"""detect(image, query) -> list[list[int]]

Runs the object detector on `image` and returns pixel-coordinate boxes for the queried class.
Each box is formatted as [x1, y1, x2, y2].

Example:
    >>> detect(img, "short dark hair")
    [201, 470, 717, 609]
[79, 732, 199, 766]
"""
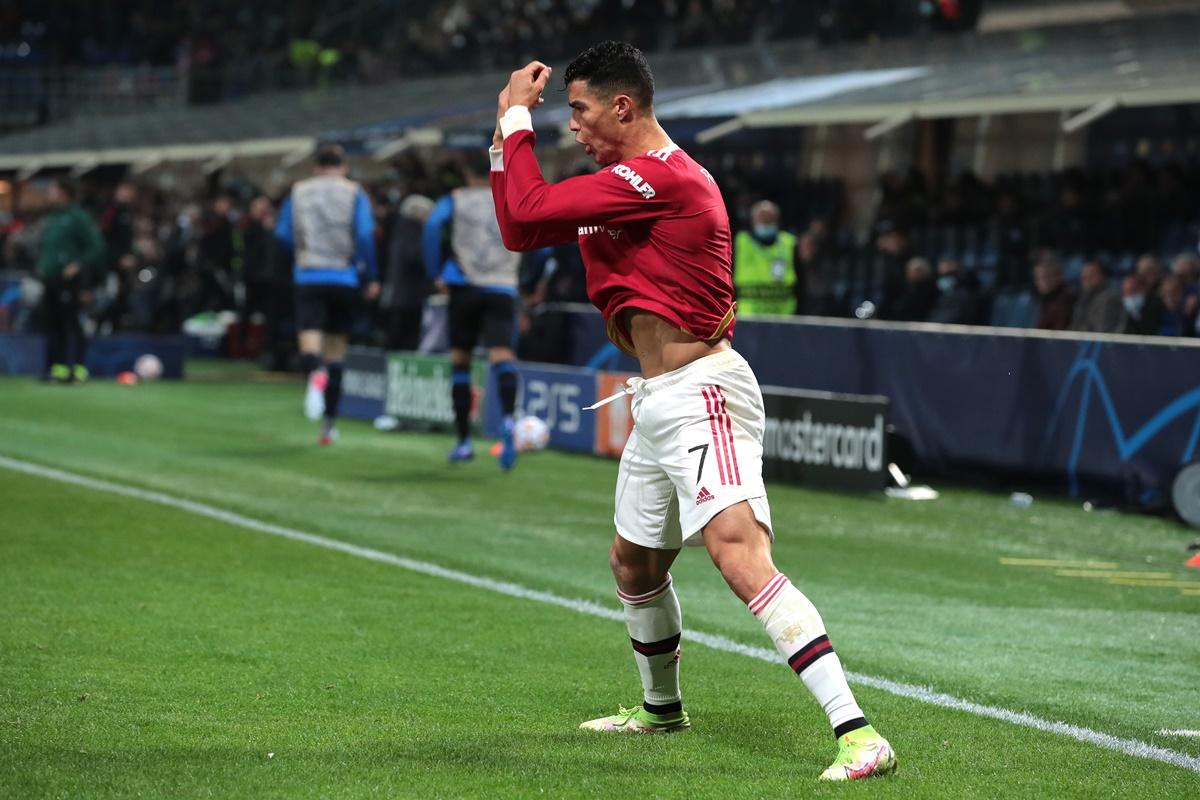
[563, 40, 654, 109]
[315, 144, 346, 168]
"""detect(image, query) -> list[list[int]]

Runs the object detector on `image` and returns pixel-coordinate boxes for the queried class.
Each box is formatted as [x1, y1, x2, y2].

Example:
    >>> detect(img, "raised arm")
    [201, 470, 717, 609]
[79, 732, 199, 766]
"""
[499, 109, 675, 228]
[490, 145, 578, 252]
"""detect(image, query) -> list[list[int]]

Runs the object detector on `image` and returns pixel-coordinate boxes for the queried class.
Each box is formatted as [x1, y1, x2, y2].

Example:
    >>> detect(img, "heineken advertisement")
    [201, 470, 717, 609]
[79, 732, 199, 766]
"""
[385, 352, 485, 427]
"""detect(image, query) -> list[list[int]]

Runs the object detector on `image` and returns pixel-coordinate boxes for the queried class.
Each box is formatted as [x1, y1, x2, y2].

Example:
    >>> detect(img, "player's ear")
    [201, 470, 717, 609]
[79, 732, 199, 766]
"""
[613, 93, 635, 123]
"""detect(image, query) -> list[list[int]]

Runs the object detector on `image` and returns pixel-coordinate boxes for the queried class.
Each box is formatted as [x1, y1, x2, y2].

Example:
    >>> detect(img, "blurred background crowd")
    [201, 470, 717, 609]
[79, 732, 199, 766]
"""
[0, 0, 1197, 371]
[3, 153, 1194, 364]
[0, 0, 975, 96]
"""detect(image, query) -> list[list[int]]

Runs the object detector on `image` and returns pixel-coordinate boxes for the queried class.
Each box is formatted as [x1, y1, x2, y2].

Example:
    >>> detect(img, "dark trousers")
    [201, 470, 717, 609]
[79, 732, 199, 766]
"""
[42, 278, 87, 373]
[385, 307, 423, 352]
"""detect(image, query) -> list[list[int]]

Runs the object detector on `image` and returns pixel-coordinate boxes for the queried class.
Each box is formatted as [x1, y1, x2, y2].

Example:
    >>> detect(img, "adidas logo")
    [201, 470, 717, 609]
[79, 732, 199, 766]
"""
[695, 486, 715, 505]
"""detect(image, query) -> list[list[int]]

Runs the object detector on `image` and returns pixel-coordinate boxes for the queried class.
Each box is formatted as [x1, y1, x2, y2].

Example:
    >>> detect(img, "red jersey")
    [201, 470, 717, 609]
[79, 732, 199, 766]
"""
[491, 128, 736, 355]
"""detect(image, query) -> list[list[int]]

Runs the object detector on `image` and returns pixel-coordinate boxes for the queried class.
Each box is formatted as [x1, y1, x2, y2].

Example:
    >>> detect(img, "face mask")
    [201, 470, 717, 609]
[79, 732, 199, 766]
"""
[1123, 295, 1145, 315]
[753, 224, 778, 241]
[937, 275, 956, 292]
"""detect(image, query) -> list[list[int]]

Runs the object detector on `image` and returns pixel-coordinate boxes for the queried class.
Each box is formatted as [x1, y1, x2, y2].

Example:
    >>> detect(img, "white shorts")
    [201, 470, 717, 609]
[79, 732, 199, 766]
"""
[614, 348, 773, 550]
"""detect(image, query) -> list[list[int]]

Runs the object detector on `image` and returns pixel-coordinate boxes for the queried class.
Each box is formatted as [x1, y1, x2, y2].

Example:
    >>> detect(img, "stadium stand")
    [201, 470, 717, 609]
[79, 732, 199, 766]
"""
[1, 2, 1198, 348]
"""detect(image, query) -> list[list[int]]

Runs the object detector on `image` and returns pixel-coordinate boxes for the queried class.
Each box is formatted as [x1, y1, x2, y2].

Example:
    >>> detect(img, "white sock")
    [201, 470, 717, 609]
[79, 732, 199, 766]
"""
[617, 574, 683, 715]
[749, 573, 867, 735]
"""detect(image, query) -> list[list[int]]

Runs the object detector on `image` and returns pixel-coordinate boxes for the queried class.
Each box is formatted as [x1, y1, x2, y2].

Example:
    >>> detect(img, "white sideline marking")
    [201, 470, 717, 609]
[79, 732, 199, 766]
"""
[1158, 730, 1200, 738]
[3, 453, 1199, 776]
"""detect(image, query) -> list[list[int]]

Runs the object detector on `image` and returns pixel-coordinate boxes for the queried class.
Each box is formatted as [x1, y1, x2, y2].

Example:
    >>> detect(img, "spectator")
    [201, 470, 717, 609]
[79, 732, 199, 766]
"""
[95, 182, 138, 333]
[382, 193, 434, 351]
[198, 194, 236, 311]
[1172, 252, 1199, 286]
[891, 257, 937, 322]
[1033, 257, 1075, 331]
[795, 231, 823, 315]
[928, 257, 980, 325]
[237, 195, 283, 361]
[100, 182, 138, 262]
[874, 220, 912, 317]
[732, 200, 798, 316]
[1069, 260, 1123, 334]
[1157, 274, 1194, 337]
[1121, 273, 1164, 336]
[126, 217, 166, 332]
[516, 244, 577, 364]
[164, 202, 204, 326]
[1171, 253, 1199, 321]
[1135, 253, 1164, 297]
[37, 177, 106, 382]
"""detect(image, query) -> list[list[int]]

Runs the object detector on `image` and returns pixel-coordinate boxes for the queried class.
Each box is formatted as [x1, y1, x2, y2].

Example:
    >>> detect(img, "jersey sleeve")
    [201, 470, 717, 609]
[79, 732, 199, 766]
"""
[353, 189, 379, 281]
[422, 195, 454, 280]
[501, 129, 677, 228]
[489, 145, 578, 252]
[273, 195, 294, 248]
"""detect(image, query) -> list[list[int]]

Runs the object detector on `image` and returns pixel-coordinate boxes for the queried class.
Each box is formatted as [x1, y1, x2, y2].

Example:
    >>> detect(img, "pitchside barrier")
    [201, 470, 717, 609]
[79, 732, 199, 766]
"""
[761, 387, 890, 492]
[0, 333, 189, 379]
[557, 307, 1200, 507]
[342, 348, 888, 492]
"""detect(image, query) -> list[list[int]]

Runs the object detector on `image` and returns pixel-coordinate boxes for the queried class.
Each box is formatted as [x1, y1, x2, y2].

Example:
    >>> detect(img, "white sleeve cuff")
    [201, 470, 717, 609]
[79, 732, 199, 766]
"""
[499, 105, 534, 139]
[489, 145, 504, 172]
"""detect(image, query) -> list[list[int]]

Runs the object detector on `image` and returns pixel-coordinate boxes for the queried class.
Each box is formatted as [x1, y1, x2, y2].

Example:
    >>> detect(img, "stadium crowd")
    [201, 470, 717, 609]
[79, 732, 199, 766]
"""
[1, 154, 1197, 370]
[1, 1, 950, 95]
[811, 160, 1200, 332]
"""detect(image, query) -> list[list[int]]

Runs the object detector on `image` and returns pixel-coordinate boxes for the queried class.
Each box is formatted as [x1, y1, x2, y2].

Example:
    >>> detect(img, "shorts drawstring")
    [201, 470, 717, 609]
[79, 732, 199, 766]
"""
[584, 377, 644, 411]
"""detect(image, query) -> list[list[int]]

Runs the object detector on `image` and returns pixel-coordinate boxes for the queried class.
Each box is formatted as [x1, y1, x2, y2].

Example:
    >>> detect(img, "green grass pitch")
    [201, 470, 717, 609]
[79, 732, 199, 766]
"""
[2, 361, 1199, 798]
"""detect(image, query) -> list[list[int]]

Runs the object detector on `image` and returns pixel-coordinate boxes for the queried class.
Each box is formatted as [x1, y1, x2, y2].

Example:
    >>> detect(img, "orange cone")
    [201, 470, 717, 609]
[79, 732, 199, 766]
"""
[1186, 553, 1200, 570]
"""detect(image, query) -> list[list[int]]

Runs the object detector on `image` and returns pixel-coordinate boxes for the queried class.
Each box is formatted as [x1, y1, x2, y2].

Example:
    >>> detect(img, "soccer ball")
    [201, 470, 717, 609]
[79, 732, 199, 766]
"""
[513, 415, 550, 452]
[134, 353, 163, 381]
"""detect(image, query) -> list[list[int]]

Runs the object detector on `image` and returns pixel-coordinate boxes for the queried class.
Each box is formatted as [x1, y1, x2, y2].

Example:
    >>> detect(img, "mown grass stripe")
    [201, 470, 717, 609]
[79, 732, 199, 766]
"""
[3, 453, 1199, 776]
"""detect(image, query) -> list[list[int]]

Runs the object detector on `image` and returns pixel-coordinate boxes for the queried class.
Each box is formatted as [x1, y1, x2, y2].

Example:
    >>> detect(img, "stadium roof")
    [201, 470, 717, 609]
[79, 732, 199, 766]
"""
[687, 7, 1200, 140]
[0, 9, 1197, 171]
[0, 72, 509, 172]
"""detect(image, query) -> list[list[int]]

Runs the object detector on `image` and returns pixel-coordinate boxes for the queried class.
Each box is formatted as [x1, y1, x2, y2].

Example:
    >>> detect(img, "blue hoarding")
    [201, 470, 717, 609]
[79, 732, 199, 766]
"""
[484, 362, 597, 452]
[559, 307, 1200, 505]
[0, 333, 188, 379]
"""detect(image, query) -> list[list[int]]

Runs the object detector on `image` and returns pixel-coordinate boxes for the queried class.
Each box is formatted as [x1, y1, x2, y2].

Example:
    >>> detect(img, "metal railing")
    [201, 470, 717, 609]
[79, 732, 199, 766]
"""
[0, 66, 185, 130]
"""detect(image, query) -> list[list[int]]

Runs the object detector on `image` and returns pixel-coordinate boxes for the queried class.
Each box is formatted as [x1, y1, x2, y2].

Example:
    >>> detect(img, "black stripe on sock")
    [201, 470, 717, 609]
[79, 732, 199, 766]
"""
[630, 633, 681, 657]
[834, 717, 869, 739]
[643, 700, 683, 717]
[787, 634, 834, 674]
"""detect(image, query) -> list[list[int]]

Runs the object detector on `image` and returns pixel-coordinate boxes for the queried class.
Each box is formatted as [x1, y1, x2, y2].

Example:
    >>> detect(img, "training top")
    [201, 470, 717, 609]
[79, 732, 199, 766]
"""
[275, 174, 378, 288]
[490, 107, 735, 355]
[37, 203, 107, 281]
[422, 186, 520, 295]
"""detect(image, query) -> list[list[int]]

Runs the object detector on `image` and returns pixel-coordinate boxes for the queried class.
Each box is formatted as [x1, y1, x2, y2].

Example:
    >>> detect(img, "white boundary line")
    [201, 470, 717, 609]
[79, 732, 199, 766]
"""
[3, 453, 1199, 776]
[1159, 730, 1200, 738]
